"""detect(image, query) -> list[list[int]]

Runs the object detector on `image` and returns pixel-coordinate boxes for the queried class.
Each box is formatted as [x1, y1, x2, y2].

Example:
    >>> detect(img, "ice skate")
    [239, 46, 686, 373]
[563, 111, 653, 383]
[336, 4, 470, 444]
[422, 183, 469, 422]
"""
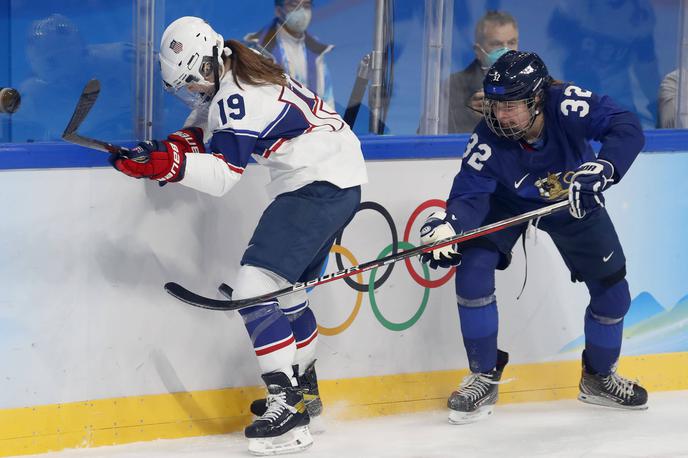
[448, 350, 509, 424]
[251, 362, 322, 418]
[245, 371, 313, 456]
[578, 359, 648, 410]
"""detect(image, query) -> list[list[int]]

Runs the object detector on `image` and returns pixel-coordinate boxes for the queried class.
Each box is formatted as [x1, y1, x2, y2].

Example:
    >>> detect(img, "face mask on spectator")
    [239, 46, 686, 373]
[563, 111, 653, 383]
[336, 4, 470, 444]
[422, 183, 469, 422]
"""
[282, 7, 312, 33]
[478, 45, 510, 68]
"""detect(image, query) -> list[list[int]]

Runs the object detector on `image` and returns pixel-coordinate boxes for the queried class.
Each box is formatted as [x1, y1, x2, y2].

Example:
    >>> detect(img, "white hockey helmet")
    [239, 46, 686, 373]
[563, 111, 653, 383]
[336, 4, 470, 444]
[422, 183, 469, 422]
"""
[159, 16, 227, 107]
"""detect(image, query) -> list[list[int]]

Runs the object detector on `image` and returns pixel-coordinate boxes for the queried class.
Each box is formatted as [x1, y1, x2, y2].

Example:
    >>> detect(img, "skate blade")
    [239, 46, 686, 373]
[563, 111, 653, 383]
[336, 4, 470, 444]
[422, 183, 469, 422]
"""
[577, 393, 649, 410]
[448, 405, 494, 424]
[248, 426, 314, 456]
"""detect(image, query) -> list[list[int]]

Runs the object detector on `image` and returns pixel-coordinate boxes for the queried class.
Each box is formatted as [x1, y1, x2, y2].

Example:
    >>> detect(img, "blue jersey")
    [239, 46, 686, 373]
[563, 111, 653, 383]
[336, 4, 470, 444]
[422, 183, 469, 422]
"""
[446, 83, 645, 232]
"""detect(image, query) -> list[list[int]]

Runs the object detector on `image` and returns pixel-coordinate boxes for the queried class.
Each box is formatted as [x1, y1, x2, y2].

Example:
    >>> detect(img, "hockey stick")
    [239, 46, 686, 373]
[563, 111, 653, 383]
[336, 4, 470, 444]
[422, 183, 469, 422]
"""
[343, 54, 371, 128]
[164, 200, 570, 311]
[61, 79, 130, 155]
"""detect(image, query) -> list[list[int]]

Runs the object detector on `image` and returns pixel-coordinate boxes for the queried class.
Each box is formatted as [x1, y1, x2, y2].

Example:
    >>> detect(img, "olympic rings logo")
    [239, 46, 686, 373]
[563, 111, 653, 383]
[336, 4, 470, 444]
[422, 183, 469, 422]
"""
[317, 200, 456, 336]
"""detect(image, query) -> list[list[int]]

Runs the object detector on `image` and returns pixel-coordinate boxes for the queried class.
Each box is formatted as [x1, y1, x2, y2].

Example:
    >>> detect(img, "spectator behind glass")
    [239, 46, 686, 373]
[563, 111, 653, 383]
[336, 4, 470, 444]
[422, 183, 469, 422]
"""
[244, 0, 335, 109]
[658, 69, 677, 128]
[547, 0, 661, 129]
[14, 13, 133, 142]
[446, 11, 519, 133]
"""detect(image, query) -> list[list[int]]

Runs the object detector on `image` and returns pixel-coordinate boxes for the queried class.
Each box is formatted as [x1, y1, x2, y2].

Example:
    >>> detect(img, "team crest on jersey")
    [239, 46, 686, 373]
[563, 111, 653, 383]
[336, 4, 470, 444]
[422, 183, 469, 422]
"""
[534, 171, 574, 200]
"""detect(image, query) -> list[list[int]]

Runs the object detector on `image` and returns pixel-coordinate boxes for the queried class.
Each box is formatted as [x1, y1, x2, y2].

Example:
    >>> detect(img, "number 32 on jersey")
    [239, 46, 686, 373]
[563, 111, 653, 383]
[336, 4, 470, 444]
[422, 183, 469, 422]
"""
[560, 85, 592, 118]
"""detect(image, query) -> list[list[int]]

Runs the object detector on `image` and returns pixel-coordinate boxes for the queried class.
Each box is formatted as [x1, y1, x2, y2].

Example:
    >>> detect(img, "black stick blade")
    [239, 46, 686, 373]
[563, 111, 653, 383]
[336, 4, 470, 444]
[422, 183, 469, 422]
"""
[164, 282, 234, 311]
[63, 79, 101, 137]
[61, 78, 129, 155]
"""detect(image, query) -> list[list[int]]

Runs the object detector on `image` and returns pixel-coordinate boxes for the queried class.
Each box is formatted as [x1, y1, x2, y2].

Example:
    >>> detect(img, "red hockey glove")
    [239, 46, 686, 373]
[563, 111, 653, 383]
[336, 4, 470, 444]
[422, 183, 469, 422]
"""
[167, 127, 205, 154]
[110, 128, 205, 183]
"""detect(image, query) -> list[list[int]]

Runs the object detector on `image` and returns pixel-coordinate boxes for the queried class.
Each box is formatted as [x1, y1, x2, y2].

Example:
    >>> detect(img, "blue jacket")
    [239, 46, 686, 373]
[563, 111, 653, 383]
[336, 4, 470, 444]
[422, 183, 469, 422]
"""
[244, 18, 335, 108]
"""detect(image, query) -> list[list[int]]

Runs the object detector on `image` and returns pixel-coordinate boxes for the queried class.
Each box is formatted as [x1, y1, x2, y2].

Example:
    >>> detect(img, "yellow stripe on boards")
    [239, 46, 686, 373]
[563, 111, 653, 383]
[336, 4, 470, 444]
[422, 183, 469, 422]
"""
[1, 352, 686, 457]
[0, 387, 264, 457]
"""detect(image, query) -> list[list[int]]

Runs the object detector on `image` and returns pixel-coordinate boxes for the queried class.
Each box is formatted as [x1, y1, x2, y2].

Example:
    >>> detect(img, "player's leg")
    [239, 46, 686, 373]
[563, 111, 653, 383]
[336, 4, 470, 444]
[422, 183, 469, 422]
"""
[285, 183, 360, 416]
[251, 239, 342, 421]
[449, 246, 509, 424]
[448, 197, 524, 424]
[235, 190, 328, 454]
[545, 208, 648, 410]
[241, 181, 360, 447]
[250, 289, 322, 418]
[578, 276, 647, 409]
[275, 251, 332, 419]
[232, 265, 313, 456]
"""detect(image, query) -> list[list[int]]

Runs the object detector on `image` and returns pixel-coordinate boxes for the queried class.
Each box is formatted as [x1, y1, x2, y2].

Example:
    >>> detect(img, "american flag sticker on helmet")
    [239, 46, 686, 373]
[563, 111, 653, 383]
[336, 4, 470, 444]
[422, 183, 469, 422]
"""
[170, 40, 183, 54]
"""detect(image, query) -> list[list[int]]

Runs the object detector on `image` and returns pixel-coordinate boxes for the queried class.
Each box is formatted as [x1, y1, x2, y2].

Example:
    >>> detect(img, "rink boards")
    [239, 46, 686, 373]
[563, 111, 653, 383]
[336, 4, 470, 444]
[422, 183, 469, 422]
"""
[0, 150, 687, 456]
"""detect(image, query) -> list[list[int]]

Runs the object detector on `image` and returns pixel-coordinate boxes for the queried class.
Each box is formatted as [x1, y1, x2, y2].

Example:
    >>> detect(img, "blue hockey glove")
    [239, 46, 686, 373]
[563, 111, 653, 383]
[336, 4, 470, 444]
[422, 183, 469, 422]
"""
[419, 211, 462, 269]
[568, 159, 615, 219]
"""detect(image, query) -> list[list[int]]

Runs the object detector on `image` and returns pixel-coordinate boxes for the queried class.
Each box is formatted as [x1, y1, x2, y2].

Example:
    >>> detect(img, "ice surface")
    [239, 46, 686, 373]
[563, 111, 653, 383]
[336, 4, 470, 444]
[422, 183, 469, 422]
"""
[24, 390, 688, 458]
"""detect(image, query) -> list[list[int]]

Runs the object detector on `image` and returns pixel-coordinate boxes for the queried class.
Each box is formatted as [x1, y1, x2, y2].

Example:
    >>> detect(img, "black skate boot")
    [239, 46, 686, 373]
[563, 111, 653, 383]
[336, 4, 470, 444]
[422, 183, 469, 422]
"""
[447, 350, 509, 424]
[245, 371, 313, 456]
[578, 354, 648, 410]
[251, 361, 322, 418]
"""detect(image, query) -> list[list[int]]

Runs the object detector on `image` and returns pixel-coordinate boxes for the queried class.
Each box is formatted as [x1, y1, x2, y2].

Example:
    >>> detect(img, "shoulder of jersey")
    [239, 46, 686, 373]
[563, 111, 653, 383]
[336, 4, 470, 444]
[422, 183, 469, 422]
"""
[206, 76, 283, 133]
[547, 83, 597, 107]
[545, 83, 567, 105]
[547, 82, 597, 123]
[214, 76, 277, 104]
[472, 119, 500, 145]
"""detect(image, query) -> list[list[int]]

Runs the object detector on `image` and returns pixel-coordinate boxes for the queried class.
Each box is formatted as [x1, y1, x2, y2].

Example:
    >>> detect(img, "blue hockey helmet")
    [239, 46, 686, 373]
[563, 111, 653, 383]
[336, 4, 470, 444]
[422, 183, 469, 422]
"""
[482, 51, 552, 140]
[483, 50, 551, 101]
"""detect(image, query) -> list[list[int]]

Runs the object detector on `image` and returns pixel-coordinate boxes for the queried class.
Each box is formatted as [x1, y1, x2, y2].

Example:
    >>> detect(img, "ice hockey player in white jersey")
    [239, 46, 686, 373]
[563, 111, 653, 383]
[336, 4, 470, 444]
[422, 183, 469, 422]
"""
[110, 16, 367, 455]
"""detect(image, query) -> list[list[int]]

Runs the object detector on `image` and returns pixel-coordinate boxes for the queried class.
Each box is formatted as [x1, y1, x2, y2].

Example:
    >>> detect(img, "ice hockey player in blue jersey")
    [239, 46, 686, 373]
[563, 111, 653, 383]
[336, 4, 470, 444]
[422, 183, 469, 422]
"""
[419, 50, 648, 425]
[110, 16, 367, 455]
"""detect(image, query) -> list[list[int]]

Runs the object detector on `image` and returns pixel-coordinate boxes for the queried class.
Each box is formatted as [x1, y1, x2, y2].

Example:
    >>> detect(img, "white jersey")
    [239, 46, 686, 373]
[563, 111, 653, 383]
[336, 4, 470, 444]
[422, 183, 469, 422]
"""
[179, 72, 367, 199]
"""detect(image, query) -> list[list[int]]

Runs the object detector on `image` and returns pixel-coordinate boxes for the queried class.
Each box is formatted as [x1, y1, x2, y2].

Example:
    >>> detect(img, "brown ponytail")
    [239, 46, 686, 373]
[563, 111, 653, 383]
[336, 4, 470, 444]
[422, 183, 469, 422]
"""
[224, 39, 287, 89]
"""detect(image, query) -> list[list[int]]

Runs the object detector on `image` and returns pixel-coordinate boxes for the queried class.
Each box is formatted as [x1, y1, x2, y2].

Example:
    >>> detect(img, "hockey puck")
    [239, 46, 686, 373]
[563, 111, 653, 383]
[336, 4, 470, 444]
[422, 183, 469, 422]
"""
[0, 87, 21, 114]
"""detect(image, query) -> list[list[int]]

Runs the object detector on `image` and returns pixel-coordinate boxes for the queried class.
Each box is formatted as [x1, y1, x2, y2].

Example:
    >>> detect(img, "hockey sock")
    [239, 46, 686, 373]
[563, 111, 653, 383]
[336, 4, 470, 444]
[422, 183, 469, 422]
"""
[455, 247, 500, 373]
[583, 278, 630, 375]
[283, 301, 318, 375]
[238, 301, 297, 380]
[458, 300, 498, 373]
[233, 266, 301, 381]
